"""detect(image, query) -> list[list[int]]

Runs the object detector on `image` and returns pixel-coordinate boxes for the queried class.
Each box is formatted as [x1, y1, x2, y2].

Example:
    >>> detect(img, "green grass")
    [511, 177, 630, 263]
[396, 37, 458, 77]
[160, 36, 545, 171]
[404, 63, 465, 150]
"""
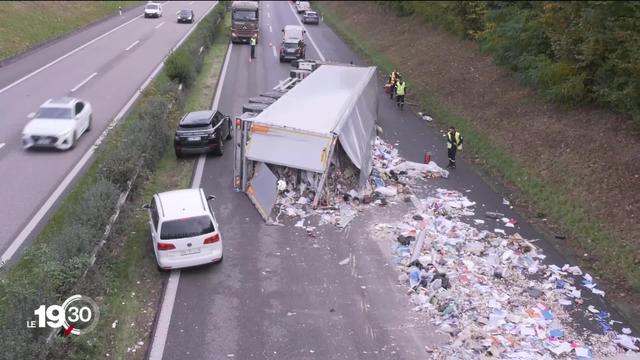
[315, 1, 640, 328]
[0, 1, 140, 61]
[65, 14, 232, 359]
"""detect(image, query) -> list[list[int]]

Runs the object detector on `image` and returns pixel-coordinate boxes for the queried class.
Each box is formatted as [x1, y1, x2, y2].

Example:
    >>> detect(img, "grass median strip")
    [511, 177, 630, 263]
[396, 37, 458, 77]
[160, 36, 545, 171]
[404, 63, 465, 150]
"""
[314, 1, 640, 329]
[0, 1, 140, 61]
[0, 4, 230, 358]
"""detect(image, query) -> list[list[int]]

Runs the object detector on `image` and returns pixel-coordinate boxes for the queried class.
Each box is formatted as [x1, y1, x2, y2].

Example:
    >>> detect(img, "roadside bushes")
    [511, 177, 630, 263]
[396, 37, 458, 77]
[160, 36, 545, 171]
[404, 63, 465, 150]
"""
[0, 3, 229, 358]
[380, 1, 640, 121]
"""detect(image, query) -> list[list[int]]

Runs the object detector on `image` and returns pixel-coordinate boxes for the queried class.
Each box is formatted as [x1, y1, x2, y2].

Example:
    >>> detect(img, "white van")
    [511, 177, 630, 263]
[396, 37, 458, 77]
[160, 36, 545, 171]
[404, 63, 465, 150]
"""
[282, 25, 305, 43]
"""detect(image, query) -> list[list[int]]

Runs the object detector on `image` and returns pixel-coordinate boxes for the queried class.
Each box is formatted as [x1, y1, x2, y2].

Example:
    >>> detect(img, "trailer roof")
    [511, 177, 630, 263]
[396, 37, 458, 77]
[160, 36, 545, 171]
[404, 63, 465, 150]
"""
[252, 65, 376, 135]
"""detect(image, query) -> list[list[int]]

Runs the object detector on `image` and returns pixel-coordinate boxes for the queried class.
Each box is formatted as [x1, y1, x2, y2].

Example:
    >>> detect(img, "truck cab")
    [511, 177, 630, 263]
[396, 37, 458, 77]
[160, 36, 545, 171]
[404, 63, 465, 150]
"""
[231, 1, 259, 43]
[279, 25, 306, 62]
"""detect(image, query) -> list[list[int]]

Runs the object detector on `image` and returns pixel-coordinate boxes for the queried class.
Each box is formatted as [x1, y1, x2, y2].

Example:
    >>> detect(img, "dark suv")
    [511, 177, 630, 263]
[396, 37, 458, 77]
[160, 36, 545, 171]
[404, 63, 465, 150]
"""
[174, 110, 232, 157]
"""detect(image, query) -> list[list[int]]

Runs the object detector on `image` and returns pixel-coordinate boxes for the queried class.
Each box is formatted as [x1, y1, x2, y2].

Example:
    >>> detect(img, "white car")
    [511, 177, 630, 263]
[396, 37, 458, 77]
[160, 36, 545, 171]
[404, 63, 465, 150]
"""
[22, 97, 92, 150]
[144, 188, 223, 270]
[296, 1, 311, 14]
[144, 2, 162, 18]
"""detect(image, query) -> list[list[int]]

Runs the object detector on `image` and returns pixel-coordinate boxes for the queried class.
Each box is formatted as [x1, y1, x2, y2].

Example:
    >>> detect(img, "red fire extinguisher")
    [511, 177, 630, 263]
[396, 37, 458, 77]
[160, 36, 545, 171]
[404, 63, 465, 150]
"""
[424, 151, 432, 164]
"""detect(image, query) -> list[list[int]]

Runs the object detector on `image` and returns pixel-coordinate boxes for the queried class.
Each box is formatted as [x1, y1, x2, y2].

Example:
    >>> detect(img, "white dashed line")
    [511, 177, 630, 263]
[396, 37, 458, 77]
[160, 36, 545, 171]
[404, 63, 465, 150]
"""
[269, 24, 272, 33]
[0, 143, 5, 150]
[189, 1, 194, 4]
[272, 44, 277, 58]
[70, 72, 97, 92]
[125, 40, 140, 51]
[155, 21, 165, 29]
[0, 15, 140, 96]
[267, 11, 271, 18]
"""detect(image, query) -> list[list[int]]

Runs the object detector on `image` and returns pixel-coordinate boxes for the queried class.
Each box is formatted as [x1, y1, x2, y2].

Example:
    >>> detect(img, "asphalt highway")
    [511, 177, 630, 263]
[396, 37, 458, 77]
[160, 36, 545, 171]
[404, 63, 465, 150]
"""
[0, 1, 216, 262]
[155, 1, 634, 359]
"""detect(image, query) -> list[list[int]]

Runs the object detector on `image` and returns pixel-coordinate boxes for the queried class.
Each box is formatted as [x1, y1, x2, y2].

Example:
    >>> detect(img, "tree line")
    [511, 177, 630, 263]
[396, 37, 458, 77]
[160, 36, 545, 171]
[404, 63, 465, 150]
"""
[383, 1, 640, 122]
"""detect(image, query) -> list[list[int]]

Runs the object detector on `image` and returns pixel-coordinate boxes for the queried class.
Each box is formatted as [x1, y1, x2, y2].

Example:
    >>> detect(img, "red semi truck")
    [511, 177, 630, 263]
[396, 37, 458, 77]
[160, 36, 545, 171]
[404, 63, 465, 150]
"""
[231, 1, 260, 44]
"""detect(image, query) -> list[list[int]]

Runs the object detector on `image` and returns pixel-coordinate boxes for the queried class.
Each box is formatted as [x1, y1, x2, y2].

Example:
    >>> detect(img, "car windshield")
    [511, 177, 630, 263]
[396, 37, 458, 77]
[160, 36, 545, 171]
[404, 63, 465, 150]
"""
[306, 12, 317, 16]
[146, 4, 158, 10]
[179, 10, 191, 16]
[233, 10, 257, 21]
[160, 215, 215, 240]
[36, 107, 72, 119]
[284, 42, 299, 49]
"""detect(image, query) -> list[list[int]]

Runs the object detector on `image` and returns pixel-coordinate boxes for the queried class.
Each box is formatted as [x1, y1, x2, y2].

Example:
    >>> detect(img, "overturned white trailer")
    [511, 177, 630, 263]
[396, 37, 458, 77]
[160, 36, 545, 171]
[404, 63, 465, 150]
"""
[233, 64, 378, 220]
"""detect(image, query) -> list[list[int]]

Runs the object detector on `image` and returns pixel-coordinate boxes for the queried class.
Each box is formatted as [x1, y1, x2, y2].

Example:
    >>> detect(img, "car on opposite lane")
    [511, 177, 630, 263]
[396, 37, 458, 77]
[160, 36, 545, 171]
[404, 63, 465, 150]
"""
[174, 110, 232, 157]
[22, 97, 92, 151]
[144, 2, 163, 18]
[144, 188, 222, 270]
[302, 11, 320, 25]
[177, 9, 195, 23]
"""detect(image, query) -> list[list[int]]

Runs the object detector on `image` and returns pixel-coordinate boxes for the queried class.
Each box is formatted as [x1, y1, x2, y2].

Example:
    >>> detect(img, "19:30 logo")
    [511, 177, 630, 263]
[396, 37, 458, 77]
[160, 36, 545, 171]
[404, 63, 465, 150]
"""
[28, 295, 100, 336]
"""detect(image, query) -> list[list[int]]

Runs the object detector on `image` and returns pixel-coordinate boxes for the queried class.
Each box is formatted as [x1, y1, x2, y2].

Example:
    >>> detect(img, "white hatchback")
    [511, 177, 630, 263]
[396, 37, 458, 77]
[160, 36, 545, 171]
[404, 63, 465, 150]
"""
[144, 188, 223, 270]
[22, 97, 92, 150]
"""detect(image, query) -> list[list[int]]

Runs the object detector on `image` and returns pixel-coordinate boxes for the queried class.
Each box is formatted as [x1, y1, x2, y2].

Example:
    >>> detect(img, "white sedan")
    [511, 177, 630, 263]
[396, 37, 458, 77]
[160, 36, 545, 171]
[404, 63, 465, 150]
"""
[22, 97, 92, 150]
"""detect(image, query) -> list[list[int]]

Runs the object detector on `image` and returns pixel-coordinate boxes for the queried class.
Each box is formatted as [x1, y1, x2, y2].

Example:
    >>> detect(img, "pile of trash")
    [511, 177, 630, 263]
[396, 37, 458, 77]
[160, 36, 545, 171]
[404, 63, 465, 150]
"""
[375, 189, 639, 359]
[271, 137, 448, 227]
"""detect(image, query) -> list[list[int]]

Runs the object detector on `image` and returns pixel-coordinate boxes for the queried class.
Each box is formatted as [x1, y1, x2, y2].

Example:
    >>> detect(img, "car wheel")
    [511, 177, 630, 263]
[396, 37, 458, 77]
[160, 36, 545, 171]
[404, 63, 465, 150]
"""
[174, 148, 182, 158]
[69, 132, 76, 150]
[213, 136, 224, 156]
[279, 57, 284, 63]
[226, 120, 233, 140]
[86, 115, 92, 132]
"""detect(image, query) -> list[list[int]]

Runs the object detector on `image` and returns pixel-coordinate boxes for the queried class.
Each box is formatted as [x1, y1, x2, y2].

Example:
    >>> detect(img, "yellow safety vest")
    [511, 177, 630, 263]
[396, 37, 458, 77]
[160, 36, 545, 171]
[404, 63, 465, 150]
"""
[396, 81, 406, 95]
[447, 131, 463, 150]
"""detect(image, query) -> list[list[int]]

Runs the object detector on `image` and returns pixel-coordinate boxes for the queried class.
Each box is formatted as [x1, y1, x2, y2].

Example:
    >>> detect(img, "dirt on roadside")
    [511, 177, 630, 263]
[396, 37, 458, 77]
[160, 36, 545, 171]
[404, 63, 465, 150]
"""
[319, 1, 640, 323]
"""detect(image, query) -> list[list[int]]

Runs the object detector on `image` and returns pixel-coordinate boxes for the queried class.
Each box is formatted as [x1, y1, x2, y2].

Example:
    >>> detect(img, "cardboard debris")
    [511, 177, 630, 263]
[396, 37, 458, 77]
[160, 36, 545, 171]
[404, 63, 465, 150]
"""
[267, 135, 638, 359]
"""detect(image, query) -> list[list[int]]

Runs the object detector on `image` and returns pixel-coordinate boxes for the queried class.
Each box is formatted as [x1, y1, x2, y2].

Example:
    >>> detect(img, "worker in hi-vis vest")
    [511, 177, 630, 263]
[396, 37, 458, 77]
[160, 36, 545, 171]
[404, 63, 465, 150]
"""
[250, 36, 257, 59]
[395, 77, 406, 110]
[446, 126, 463, 169]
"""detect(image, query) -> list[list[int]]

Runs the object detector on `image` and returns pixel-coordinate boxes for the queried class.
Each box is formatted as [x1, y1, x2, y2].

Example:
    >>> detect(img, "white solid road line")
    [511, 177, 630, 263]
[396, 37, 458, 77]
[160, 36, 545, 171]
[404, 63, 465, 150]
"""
[0, 15, 140, 96]
[155, 21, 165, 29]
[0, 1, 218, 267]
[148, 38, 233, 360]
[189, 1, 194, 4]
[272, 44, 277, 58]
[70, 72, 98, 92]
[125, 40, 140, 51]
[287, 2, 326, 62]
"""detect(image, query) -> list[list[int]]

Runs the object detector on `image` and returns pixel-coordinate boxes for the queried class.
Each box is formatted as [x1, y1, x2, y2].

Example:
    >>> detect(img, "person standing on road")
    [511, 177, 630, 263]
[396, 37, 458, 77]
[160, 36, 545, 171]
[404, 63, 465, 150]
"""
[395, 77, 406, 110]
[388, 70, 400, 99]
[250, 35, 257, 59]
[446, 126, 463, 169]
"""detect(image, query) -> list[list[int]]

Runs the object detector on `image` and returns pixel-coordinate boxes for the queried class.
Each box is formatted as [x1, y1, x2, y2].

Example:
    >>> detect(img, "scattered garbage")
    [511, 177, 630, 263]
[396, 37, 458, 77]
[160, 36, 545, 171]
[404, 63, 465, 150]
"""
[265, 134, 638, 359]
[378, 187, 638, 359]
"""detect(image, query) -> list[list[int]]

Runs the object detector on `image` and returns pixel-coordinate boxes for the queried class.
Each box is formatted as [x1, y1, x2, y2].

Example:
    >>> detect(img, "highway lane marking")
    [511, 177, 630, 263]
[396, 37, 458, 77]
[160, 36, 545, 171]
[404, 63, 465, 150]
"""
[267, 11, 271, 18]
[286, 1, 326, 61]
[269, 24, 272, 33]
[155, 21, 165, 29]
[148, 34, 232, 360]
[272, 44, 277, 58]
[0, 1, 218, 270]
[70, 72, 98, 92]
[0, 15, 140, 96]
[125, 40, 140, 51]
[0, 143, 5, 150]
[189, 1, 194, 4]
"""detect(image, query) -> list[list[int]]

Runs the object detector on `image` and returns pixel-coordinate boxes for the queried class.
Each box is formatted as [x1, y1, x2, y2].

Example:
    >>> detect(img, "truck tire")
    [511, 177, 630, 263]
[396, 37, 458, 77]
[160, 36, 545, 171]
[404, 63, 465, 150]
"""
[213, 136, 224, 156]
